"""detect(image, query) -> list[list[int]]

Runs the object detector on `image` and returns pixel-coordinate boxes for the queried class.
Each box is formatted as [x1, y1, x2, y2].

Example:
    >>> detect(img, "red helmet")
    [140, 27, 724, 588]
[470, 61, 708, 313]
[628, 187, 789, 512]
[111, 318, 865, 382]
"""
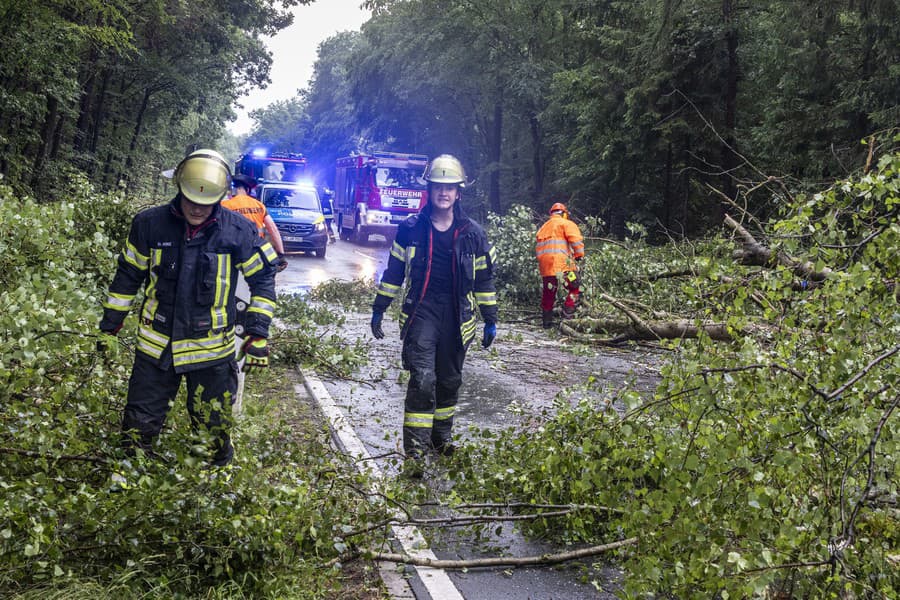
[549, 202, 567, 215]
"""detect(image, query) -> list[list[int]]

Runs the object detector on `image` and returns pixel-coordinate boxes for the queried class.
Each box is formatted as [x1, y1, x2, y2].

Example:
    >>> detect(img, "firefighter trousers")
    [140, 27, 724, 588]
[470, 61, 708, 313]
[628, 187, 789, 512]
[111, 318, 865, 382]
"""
[401, 294, 466, 458]
[121, 352, 238, 465]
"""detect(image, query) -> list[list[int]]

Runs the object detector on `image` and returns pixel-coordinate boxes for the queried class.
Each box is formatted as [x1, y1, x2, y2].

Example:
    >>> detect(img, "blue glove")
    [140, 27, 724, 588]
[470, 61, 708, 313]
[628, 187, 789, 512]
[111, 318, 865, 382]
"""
[371, 312, 385, 339]
[481, 322, 497, 349]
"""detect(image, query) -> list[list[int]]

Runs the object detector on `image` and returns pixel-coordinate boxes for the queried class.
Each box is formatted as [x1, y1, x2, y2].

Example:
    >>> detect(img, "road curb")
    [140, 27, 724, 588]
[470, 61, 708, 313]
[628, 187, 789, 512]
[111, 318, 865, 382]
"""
[297, 367, 465, 600]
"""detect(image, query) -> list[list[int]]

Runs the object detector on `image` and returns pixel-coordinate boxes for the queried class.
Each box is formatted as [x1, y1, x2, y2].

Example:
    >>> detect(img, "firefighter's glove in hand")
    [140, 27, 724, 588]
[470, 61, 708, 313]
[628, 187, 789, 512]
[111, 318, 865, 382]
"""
[481, 322, 497, 349]
[239, 336, 269, 371]
[370, 312, 385, 339]
[276, 253, 288, 273]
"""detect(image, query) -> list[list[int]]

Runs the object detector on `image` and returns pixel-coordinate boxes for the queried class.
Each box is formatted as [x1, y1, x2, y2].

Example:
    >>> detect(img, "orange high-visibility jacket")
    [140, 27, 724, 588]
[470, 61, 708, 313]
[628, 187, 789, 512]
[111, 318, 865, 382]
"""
[535, 214, 585, 276]
[221, 193, 267, 237]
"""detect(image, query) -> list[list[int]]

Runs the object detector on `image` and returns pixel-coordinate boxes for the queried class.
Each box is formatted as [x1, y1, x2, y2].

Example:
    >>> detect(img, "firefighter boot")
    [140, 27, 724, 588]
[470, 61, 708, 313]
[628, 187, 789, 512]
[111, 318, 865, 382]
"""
[401, 457, 425, 479]
[432, 429, 456, 458]
[542, 310, 554, 329]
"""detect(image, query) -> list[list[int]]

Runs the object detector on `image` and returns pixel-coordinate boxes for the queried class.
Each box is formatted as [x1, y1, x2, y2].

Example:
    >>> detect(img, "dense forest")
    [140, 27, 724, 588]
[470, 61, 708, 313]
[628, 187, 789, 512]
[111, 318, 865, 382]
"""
[2, 1, 896, 236]
[251, 0, 899, 235]
[0, 0, 307, 196]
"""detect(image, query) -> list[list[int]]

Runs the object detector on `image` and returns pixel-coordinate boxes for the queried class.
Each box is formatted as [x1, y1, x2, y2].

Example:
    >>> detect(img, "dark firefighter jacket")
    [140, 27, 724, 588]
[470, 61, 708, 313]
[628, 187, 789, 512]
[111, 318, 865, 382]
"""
[100, 197, 278, 373]
[373, 205, 498, 346]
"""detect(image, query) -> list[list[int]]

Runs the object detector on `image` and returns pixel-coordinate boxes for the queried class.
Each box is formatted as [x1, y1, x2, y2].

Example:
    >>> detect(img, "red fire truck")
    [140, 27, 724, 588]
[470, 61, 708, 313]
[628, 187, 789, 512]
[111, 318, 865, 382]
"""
[333, 151, 429, 243]
[234, 150, 308, 184]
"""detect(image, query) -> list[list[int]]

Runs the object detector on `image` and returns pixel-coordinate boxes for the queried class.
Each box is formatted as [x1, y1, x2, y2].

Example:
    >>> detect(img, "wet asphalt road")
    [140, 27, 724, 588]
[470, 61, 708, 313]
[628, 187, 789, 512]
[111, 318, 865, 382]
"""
[276, 235, 389, 294]
[275, 238, 660, 600]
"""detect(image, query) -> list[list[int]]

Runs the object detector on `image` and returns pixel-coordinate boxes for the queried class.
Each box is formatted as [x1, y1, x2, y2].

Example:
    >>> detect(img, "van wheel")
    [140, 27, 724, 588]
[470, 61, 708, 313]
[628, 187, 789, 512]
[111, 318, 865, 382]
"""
[314, 245, 327, 259]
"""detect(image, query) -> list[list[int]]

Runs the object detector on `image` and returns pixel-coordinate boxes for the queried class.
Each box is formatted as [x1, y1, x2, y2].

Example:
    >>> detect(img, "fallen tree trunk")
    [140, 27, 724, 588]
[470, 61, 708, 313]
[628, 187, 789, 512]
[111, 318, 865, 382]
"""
[562, 318, 736, 343]
[725, 214, 832, 281]
[361, 536, 639, 569]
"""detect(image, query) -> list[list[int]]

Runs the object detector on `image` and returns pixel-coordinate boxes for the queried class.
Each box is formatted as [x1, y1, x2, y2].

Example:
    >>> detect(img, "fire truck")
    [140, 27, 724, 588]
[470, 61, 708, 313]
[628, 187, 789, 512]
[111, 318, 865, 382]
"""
[333, 151, 429, 243]
[234, 150, 307, 183]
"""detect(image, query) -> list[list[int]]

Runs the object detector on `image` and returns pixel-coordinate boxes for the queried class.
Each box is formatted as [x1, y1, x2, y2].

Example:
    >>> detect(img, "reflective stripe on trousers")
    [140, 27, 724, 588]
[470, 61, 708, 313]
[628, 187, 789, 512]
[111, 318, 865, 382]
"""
[121, 353, 238, 465]
[400, 293, 466, 457]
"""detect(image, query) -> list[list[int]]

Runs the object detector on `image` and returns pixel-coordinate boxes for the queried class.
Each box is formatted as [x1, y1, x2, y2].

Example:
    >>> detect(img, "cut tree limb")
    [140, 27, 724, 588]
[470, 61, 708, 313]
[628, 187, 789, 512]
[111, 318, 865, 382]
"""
[361, 536, 638, 569]
[561, 317, 737, 343]
[584, 294, 740, 342]
[724, 214, 832, 281]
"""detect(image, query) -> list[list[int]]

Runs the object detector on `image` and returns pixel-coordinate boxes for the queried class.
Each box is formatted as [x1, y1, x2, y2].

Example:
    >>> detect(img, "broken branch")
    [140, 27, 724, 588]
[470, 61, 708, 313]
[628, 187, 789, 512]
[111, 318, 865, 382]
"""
[361, 536, 639, 569]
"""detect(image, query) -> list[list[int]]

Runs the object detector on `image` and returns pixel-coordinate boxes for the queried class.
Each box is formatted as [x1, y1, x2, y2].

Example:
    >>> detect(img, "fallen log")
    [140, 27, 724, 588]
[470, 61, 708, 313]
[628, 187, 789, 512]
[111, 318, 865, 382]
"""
[560, 317, 738, 343]
[725, 214, 832, 281]
[360, 536, 639, 570]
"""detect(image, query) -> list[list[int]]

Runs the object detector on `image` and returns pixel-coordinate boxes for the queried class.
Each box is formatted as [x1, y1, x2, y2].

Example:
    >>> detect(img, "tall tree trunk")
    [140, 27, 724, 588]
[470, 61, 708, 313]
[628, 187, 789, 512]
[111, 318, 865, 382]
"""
[851, 0, 874, 138]
[122, 88, 152, 186]
[50, 113, 65, 160]
[663, 141, 673, 231]
[74, 50, 100, 152]
[530, 114, 544, 203]
[720, 0, 738, 213]
[89, 67, 113, 154]
[489, 100, 502, 214]
[30, 95, 59, 190]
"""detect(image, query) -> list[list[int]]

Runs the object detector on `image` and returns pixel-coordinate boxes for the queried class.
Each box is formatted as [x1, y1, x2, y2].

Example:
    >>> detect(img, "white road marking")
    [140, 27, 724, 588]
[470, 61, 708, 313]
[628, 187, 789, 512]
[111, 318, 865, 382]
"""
[298, 370, 465, 600]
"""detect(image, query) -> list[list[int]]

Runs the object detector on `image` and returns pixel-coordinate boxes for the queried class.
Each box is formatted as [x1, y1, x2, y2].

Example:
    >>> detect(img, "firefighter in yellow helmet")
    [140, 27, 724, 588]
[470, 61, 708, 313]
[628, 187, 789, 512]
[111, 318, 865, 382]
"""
[370, 154, 498, 476]
[99, 149, 278, 471]
[535, 201, 585, 328]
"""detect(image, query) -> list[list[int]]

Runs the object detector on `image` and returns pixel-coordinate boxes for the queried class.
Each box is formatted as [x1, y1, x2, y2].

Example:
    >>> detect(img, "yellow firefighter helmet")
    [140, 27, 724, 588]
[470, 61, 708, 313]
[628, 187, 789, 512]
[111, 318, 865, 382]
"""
[174, 149, 231, 205]
[424, 154, 466, 187]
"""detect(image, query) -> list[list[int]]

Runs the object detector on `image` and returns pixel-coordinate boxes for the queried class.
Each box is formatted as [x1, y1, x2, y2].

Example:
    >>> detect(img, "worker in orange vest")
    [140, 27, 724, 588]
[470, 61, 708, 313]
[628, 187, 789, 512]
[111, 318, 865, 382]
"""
[535, 202, 585, 328]
[222, 174, 288, 272]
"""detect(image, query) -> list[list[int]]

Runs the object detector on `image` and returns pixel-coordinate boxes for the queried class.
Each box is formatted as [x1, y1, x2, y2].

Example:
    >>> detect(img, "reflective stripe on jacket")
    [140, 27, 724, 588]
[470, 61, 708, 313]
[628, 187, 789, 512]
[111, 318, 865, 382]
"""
[535, 214, 584, 277]
[100, 198, 277, 373]
[373, 208, 498, 347]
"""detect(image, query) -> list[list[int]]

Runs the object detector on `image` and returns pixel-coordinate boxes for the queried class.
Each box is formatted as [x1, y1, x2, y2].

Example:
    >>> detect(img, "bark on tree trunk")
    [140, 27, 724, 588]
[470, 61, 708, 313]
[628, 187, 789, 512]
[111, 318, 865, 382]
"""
[530, 113, 544, 202]
[489, 99, 503, 214]
[50, 114, 65, 160]
[664, 141, 673, 230]
[31, 95, 59, 190]
[565, 318, 738, 342]
[89, 67, 112, 154]
[719, 0, 739, 218]
[724, 214, 832, 281]
[122, 88, 152, 185]
[74, 50, 99, 152]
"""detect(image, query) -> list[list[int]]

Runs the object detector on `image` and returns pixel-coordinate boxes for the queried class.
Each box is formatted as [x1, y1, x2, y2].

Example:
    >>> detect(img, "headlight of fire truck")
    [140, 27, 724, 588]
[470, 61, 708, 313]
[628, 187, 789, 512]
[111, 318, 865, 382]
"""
[364, 210, 389, 225]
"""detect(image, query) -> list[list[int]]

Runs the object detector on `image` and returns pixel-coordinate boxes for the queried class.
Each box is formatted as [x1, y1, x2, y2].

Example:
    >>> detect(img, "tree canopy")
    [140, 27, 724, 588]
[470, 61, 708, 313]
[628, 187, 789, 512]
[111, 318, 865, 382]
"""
[249, 0, 899, 234]
[0, 0, 307, 198]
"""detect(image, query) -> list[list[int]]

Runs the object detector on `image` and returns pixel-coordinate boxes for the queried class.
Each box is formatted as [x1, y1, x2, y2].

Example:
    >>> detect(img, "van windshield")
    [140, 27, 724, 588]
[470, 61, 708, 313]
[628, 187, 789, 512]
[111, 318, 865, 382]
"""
[262, 187, 320, 211]
[375, 167, 426, 190]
